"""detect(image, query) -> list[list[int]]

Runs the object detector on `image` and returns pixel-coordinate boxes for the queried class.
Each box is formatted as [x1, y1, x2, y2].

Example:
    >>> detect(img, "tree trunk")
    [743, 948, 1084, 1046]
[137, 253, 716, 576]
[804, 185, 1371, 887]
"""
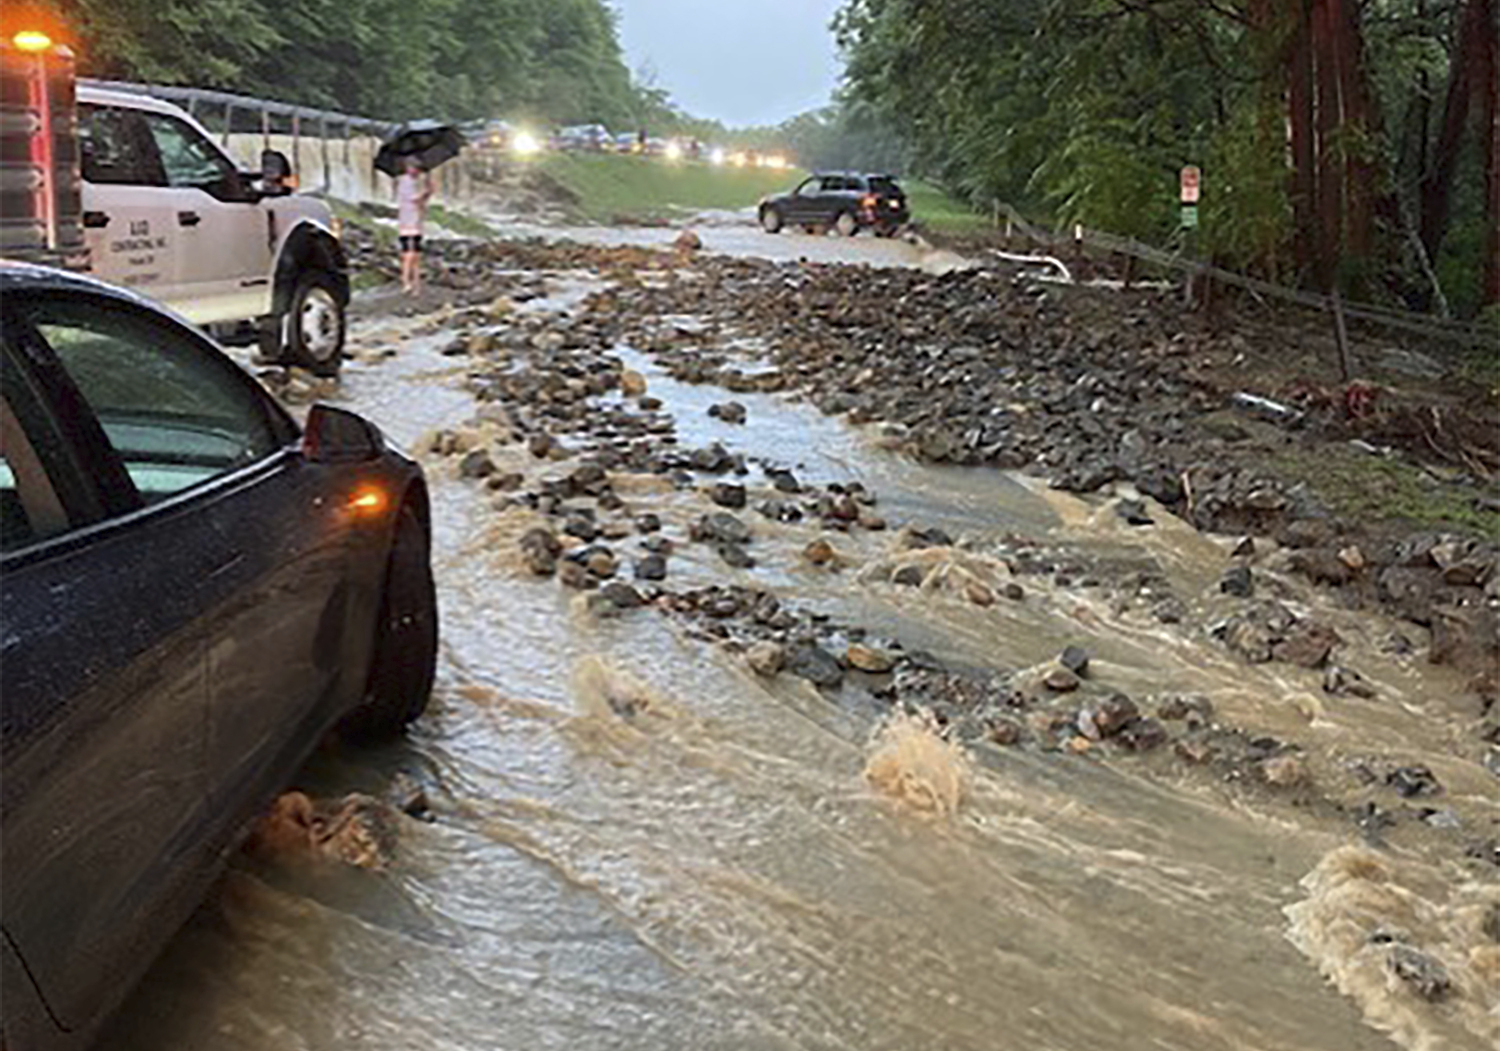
[1313, 0, 1343, 289]
[1287, 0, 1318, 278]
[1420, 0, 1486, 261]
[1335, 0, 1378, 272]
[1479, 0, 1499, 306]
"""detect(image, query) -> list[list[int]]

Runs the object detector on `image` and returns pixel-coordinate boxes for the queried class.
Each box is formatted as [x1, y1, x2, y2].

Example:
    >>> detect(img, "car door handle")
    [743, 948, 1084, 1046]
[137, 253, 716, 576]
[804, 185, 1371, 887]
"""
[82, 210, 110, 229]
[178, 211, 202, 227]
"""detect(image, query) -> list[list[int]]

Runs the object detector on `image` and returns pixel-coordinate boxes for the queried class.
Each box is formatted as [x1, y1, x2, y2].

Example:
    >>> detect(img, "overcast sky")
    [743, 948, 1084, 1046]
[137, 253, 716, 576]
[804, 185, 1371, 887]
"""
[612, 0, 845, 128]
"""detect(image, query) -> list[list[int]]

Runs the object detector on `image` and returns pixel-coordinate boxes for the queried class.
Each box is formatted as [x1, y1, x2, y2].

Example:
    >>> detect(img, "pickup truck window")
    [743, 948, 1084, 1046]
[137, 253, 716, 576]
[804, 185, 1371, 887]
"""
[139, 113, 236, 192]
[78, 104, 164, 186]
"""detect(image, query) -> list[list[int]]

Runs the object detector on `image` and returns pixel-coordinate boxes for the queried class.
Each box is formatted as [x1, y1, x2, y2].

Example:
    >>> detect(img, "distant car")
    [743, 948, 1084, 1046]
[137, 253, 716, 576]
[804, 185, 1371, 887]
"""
[614, 132, 642, 154]
[0, 263, 438, 1051]
[759, 172, 910, 237]
[555, 124, 612, 152]
[470, 119, 514, 150]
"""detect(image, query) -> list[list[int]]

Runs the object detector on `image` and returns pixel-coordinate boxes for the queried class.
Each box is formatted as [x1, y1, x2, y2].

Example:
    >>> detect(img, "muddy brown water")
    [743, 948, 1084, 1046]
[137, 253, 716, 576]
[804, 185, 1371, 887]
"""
[102, 261, 1498, 1051]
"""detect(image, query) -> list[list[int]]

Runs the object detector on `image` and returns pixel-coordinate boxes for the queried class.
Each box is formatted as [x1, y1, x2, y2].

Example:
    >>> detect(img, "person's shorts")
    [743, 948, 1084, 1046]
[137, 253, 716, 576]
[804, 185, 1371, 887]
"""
[399, 234, 424, 253]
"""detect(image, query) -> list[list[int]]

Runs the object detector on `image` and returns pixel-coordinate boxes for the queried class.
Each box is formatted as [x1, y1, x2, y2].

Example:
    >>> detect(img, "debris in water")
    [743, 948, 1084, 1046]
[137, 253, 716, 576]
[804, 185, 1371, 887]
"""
[864, 709, 969, 816]
[245, 791, 398, 870]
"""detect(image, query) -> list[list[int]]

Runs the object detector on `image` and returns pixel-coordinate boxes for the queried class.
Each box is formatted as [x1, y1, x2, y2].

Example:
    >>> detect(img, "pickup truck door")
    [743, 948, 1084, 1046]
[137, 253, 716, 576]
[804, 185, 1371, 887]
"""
[137, 111, 274, 325]
[77, 102, 182, 301]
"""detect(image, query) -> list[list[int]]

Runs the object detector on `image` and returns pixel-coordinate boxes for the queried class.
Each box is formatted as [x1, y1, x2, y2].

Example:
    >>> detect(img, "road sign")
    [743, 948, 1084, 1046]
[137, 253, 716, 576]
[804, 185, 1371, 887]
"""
[1180, 165, 1201, 204]
[1180, 204, 1199, 228]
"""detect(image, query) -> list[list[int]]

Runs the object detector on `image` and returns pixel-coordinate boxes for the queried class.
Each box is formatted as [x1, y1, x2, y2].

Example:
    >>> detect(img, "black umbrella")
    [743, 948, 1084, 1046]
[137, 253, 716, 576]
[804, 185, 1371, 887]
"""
[375, 120, 465, 176]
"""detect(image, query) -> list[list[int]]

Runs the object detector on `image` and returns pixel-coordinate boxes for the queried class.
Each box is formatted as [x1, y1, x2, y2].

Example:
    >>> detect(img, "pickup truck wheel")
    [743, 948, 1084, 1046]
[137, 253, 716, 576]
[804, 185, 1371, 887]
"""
[288, 271, 346, 377]
[341, 504, 438, 742]
[835, 211, 859, 237]
[760, 206, 783, 234]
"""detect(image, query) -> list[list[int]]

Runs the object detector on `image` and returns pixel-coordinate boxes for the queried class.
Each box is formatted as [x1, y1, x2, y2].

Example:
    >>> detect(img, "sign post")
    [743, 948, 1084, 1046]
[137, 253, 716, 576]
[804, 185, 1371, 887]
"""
[1180, 165, 1202, 305]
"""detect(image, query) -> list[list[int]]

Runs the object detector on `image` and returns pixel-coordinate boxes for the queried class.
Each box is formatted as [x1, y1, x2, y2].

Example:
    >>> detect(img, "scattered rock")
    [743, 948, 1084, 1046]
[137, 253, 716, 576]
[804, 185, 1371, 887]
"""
[692, 512, 751, 545]
[710, 482, 747, 509]
[1044, 667, 1081, 693]
[518, 527, 561, 576]
[1220, 565, 1254, 597]
[1260, 754, 1307, 786]
[634, 554, 668, 581]
[557, 560, 591, 589]
[596, 581, 644, 611]
[708, 401, 748, 424]
[1157, 695, 1214, 722]
[621, 370, 648, 396]
[1115, 717, 1168, 751]
[1386, 765, 1441, 798]
[766, 468, 801, 493]
[585, 549, 618, 578]
[717, 542, 756, 569]
[804, 538, 838, 566]
[459, 450, 496, 479]
[746, 641, 786, 677]
[1387, 945, 1451, 1003]
[1482, 903, 1500, 943]
[1115, 498, 1154, 526]
[1323, 665, 1377, 699]
[1271, 623, 1341, 669]
[785, 643, 844, 688]
[845, 644, 896, 674]
[1059, 645, 1090, 676]
[989, 718, 1023, 746]
[893, 565, 926, 587]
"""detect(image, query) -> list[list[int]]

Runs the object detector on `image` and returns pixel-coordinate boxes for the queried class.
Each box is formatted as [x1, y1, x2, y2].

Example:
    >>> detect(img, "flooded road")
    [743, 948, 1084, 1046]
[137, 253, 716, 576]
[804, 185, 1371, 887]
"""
[102, 236, 1498, 1050]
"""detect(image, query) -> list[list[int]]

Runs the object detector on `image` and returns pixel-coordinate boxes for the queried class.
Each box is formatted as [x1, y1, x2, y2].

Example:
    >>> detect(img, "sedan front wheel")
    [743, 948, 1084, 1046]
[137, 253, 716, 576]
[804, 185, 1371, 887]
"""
[760, 207, 784, 234]
[341, 503, 438, 741]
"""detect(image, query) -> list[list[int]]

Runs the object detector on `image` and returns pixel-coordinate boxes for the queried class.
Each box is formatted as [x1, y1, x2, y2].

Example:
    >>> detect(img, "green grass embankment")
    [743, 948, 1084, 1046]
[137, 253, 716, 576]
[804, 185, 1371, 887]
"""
[905, 181, 995, 235]
[533, 154, 804, 223]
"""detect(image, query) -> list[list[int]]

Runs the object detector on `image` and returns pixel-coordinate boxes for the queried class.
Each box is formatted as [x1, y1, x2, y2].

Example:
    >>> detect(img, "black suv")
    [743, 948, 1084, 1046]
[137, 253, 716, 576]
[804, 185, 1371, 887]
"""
[759, 173, 910, 237]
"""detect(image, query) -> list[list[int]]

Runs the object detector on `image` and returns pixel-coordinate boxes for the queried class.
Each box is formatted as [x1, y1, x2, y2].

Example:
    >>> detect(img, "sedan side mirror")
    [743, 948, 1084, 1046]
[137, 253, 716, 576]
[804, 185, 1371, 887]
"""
[303, 405, 384, 463]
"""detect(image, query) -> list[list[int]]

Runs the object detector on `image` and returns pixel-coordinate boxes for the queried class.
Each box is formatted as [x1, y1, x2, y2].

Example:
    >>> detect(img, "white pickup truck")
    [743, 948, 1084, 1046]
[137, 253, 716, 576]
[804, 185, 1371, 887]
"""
[1, 37, 349, 374]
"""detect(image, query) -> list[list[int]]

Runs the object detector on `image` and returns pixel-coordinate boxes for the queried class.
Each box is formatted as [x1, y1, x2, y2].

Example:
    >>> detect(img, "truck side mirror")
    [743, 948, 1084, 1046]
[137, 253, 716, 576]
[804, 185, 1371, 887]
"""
[261, 150, 294, 194]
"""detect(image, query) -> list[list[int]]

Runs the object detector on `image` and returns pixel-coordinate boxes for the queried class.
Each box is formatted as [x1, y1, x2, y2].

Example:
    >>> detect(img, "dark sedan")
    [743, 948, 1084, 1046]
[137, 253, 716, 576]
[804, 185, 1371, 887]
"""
[0, 262, 438, 1051]
[758, 172, 910, 237]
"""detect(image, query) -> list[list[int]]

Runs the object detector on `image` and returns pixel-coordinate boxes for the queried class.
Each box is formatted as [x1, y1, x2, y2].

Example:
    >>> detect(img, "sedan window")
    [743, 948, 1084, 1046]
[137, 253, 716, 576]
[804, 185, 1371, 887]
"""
[26, 300, 282, 502]
[0, 395, 69, 552]
[795, 178, 823, 197]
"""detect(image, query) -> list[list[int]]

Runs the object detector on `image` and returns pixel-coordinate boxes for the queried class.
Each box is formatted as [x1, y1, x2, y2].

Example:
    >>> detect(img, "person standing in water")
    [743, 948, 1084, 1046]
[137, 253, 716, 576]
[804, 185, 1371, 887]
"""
[396, 156, 432, 295]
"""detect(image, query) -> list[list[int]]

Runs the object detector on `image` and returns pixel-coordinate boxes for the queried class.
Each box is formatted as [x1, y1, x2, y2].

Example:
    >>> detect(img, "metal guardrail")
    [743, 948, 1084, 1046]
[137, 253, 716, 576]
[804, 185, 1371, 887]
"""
[80, 79, 403, 196]
[80, 78, 396, 144]
[990, 201, 1496, 350]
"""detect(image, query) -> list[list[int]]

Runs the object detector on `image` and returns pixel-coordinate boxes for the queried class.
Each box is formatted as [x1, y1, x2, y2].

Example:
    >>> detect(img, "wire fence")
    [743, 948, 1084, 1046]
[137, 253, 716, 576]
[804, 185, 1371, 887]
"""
[988, 201, 1496, 351]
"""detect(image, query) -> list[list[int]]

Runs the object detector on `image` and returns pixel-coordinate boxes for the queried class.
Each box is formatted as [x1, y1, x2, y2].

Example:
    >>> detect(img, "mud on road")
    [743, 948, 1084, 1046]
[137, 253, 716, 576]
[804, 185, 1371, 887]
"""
[105, 224, 1499, 1051]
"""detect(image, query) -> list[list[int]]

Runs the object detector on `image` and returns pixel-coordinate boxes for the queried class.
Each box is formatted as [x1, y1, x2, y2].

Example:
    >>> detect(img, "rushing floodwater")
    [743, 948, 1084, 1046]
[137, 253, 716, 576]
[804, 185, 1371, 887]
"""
[102, 265, 1498, 1051]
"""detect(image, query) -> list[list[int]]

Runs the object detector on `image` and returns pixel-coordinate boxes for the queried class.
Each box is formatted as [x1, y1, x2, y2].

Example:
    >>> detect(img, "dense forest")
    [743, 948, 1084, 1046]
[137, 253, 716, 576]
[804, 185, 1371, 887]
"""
[45, 0, 690, 130]
[823, 0, 1498, 317]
